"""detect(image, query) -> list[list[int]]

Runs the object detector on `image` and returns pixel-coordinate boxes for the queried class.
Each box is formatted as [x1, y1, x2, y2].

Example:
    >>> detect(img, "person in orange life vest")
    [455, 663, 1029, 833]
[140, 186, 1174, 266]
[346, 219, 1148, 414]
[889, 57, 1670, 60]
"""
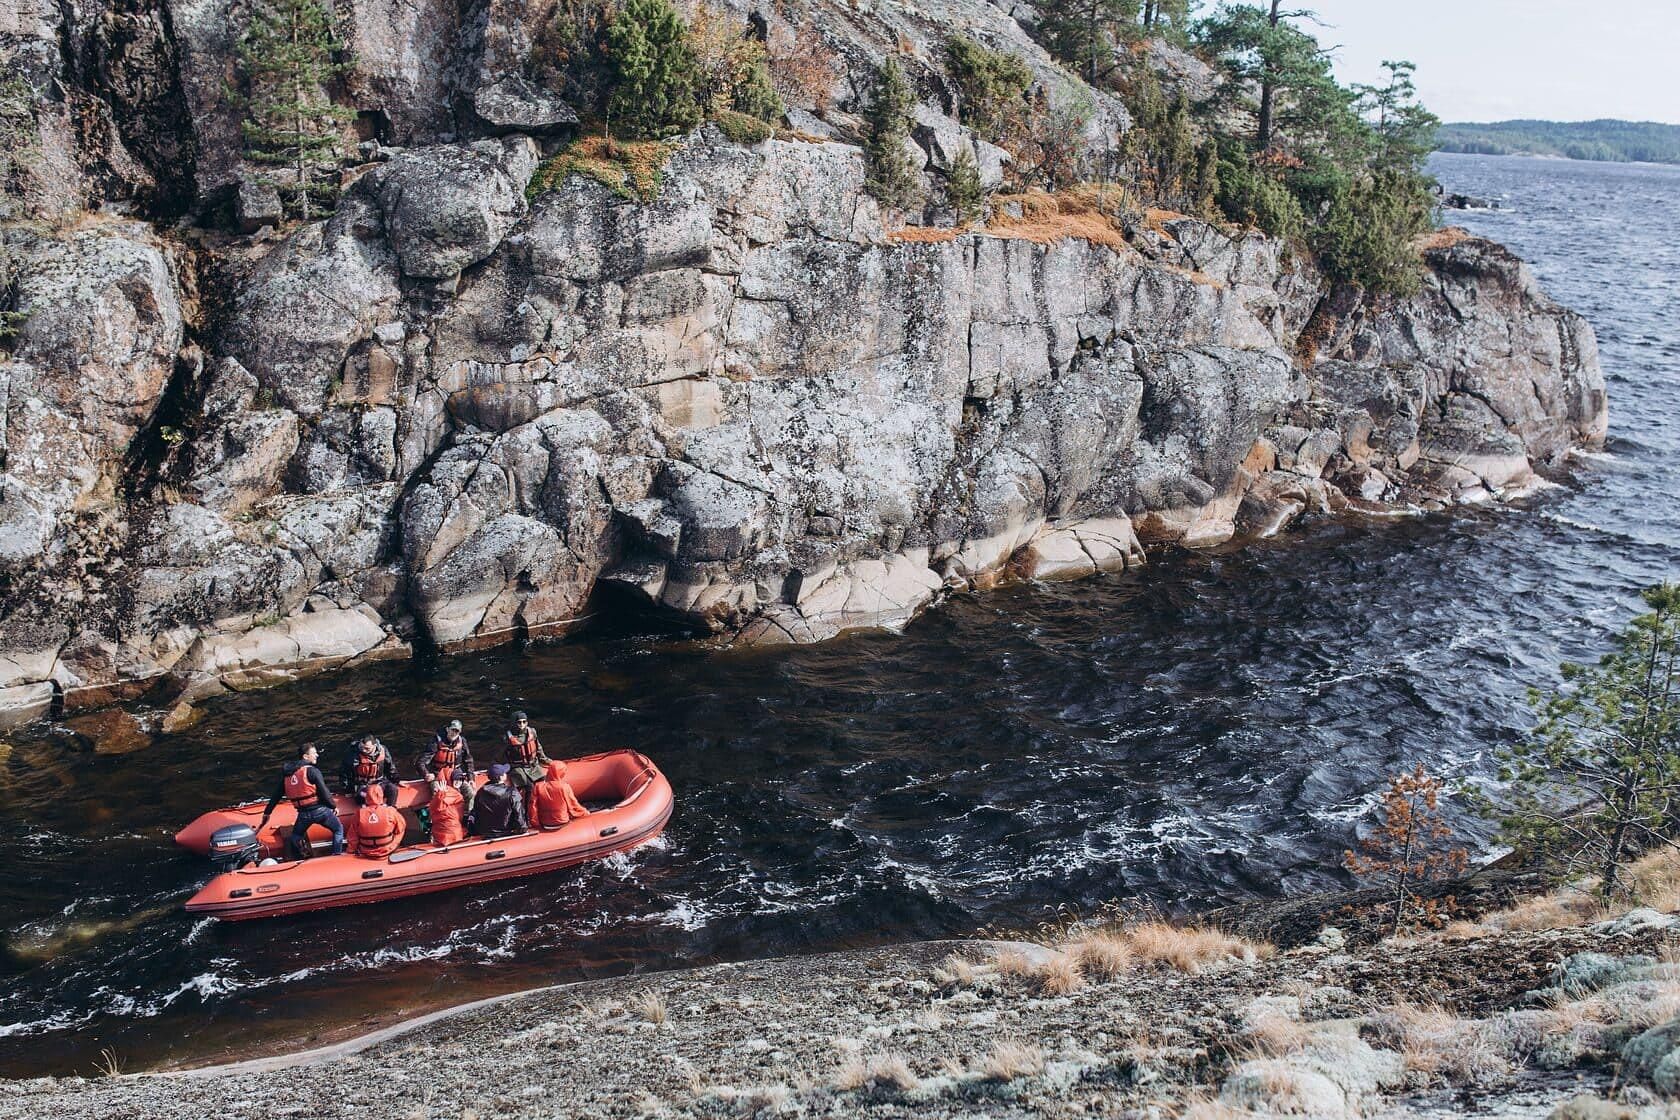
[532, 759, 590, 829]
[503, 711, 550, 820]
[427, 766, 468, 846]
[416, 719, 475, 808]
[341, 735, 399, 807]
[258, 743, 344, 858]
[350, 782, 406, 858]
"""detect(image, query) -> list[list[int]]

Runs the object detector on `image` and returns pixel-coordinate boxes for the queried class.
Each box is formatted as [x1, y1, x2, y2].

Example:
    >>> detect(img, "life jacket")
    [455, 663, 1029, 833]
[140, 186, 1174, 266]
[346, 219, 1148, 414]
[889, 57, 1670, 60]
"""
[429, 779, 466, 846]
[353, 749, 385, 782]
[354, 785, 402, 858]
[532, 759, 588, 829]
[430, 733, 464, 772]
[284, 763, 318, 808]
[505, 727, 541, 765]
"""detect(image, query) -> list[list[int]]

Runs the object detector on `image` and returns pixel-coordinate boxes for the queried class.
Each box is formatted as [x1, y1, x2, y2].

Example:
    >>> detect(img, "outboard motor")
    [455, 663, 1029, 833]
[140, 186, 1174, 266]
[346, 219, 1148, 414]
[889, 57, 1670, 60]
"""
[208, 824, 262, 872]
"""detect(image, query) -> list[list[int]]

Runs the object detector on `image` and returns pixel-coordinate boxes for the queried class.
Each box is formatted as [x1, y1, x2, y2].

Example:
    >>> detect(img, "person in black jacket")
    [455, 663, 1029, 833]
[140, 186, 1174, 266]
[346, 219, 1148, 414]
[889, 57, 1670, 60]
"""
[341, 736, 400, 806]
[259, 743, 345, 858]
[471, 764, 527, 838]
[416, 720, 475, 794]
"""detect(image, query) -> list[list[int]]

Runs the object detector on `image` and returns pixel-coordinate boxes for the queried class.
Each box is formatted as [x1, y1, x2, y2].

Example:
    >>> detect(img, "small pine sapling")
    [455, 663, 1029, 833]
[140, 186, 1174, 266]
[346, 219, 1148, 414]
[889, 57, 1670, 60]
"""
[945, 147, 985, 226]
[1344, 765, 1470, 937]
[234, 0, 353, 221]
[862, 57, 921, 211]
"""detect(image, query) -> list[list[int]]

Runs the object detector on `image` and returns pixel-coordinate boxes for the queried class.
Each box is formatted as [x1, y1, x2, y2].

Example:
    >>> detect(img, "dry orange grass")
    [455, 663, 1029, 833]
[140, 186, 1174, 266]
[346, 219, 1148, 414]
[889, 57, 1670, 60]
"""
[981, 1041, 1046, 1082]
[1124, 921, 1269, 973]
[991, 948, 1037, 978]
[833, 1054, 918, 1093]
[890, 225, 966, 244]
[1037, 954, 1085, 995]
[1367, 1002, 1513, 1085]
[1068, 930, 1134, 980]
[986, 188, 1133, 253]
[1419, 226, 1472, 252]
[1240, 1010, 1313, 1056]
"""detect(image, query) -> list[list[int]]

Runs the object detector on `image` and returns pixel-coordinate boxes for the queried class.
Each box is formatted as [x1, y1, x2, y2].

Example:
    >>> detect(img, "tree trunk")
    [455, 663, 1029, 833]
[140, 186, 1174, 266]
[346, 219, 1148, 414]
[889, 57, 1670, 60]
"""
[292, 7, 309, 222]
[1255, 0, 1283, 151]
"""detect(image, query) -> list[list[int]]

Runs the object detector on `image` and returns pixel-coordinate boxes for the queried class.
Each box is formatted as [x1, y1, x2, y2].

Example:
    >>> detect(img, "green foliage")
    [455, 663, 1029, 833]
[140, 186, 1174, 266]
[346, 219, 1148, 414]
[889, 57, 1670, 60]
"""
[234, 0, 352, 221]
[1213, 147, 1303, 240]
[1491, 583, 1680, 903]
[687, 5, 783, 122]
[862, 57, 921, 210]
[730, 58, 784, 122]
[1436, 119, 1680, 165]
[1193, 10, 1438, 292]
[944, 35, 1031, 140]
[945, 147, 986, 225]
[711, 107, 773, 146]
[528, 136, 672, 202]
[1033, 0, 1141, 83]
[530, 0, 616, 119]
[1120, 63, 1215, 213]
[606, 0, 702, 139]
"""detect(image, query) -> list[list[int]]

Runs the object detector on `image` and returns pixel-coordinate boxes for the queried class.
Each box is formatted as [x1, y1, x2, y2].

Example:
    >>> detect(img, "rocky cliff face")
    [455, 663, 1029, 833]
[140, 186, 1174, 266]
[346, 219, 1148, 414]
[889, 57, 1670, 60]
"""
[0, 0, 1605, 724]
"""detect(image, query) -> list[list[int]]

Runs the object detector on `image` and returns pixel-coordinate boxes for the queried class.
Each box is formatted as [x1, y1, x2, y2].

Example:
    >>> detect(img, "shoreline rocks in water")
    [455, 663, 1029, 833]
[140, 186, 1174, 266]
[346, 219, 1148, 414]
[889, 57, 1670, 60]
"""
[7, 906, 1678, 1120]
[0, 0, 1605, 725]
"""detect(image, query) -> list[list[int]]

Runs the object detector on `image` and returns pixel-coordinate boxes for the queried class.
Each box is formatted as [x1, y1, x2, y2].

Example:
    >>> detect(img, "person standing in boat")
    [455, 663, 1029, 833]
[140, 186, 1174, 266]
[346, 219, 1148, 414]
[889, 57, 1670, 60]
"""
[472, 764, 528, 838]
[342, 735, 399, 807]
[417, 719, 475, 808]
[503, 711, 550, 821]
[258, 743, 345, 859]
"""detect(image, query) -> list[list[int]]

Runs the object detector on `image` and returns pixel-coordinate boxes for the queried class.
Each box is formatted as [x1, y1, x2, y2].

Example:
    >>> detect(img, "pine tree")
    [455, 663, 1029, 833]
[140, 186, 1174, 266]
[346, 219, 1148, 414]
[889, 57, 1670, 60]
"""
[607, 0, 702, 140]
[946, 147, 985, 226]
[1343, 766, 1469, 937]
[1493, 583, 1680, 903]
[862, 58, 921, 211]
[235, 0, 351, 221]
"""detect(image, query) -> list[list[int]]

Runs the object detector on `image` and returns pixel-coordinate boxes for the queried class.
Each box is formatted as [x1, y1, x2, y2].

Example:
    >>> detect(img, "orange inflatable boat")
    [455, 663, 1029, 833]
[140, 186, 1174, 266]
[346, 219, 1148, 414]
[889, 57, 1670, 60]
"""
[176, 750, 671, 920]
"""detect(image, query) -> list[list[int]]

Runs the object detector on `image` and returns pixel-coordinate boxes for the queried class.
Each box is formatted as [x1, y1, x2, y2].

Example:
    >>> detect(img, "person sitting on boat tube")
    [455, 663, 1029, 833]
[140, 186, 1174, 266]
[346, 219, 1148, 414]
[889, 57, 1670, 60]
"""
[342, 735, 399, 807]
[258, 743, 345, 859]
[532, 759, 590, 829]
[417, 719, 475, 808]
[428, 766, 468, 846]
[503, 711, 550, 821]
[350, 783, 406, 859]
[472, 764, 528, 838]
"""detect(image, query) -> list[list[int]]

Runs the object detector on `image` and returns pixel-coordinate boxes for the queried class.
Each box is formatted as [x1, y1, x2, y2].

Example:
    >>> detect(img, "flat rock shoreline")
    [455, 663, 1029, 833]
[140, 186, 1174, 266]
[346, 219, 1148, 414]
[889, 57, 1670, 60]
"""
[9, 918, 1674, 1120]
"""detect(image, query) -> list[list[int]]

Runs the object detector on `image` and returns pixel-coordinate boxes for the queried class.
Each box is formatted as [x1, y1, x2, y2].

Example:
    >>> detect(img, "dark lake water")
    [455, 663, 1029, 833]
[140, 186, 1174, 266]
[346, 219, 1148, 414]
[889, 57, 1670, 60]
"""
[1, 153, 1676, 1076]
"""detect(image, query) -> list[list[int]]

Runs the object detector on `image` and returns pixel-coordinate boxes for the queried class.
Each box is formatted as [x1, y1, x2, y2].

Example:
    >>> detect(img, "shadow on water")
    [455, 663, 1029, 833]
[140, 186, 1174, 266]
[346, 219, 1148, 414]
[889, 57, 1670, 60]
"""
[0, 153, 1678, 1076]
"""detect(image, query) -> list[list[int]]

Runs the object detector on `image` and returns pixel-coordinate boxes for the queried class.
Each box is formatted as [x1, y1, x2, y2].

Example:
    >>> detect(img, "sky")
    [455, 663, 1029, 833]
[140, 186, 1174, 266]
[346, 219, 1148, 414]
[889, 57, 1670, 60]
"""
[1290, 1, 1680, 125]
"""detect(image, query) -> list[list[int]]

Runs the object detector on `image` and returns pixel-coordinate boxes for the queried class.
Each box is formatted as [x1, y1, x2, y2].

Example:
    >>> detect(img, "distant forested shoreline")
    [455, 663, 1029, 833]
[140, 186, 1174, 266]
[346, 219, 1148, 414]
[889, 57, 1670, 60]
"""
[1436, 119, 1680, 165]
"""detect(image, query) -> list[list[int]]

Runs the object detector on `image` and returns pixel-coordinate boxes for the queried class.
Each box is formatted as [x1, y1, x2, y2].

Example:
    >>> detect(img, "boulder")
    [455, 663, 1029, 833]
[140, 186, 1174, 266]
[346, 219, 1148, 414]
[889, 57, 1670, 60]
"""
[376, 136, 540, 279]
[234, 174, 284, 233]
[471, 75, 580, 135]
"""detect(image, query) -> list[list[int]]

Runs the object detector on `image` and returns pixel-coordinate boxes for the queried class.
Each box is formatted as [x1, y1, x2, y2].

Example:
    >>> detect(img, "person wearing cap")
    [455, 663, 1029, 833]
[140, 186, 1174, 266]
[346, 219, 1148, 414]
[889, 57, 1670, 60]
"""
[502, 711, 550, 822]
[417, 719, 476, 808]
[341, 735, 400, 807]
[471, 764, 527, 838]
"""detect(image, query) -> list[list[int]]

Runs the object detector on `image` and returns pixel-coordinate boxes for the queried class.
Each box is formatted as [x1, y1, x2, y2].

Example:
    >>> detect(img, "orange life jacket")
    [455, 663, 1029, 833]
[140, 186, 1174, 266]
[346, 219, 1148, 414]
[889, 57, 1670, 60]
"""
[532, 759, 588, 829]
[284, 764, 318, 808]
[429, 781, 466, 847]
[505, 728, 540, 765]
[353, 750, 384, 782]
[354, 787, 402, 857]
[430, 735, 464, 772]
